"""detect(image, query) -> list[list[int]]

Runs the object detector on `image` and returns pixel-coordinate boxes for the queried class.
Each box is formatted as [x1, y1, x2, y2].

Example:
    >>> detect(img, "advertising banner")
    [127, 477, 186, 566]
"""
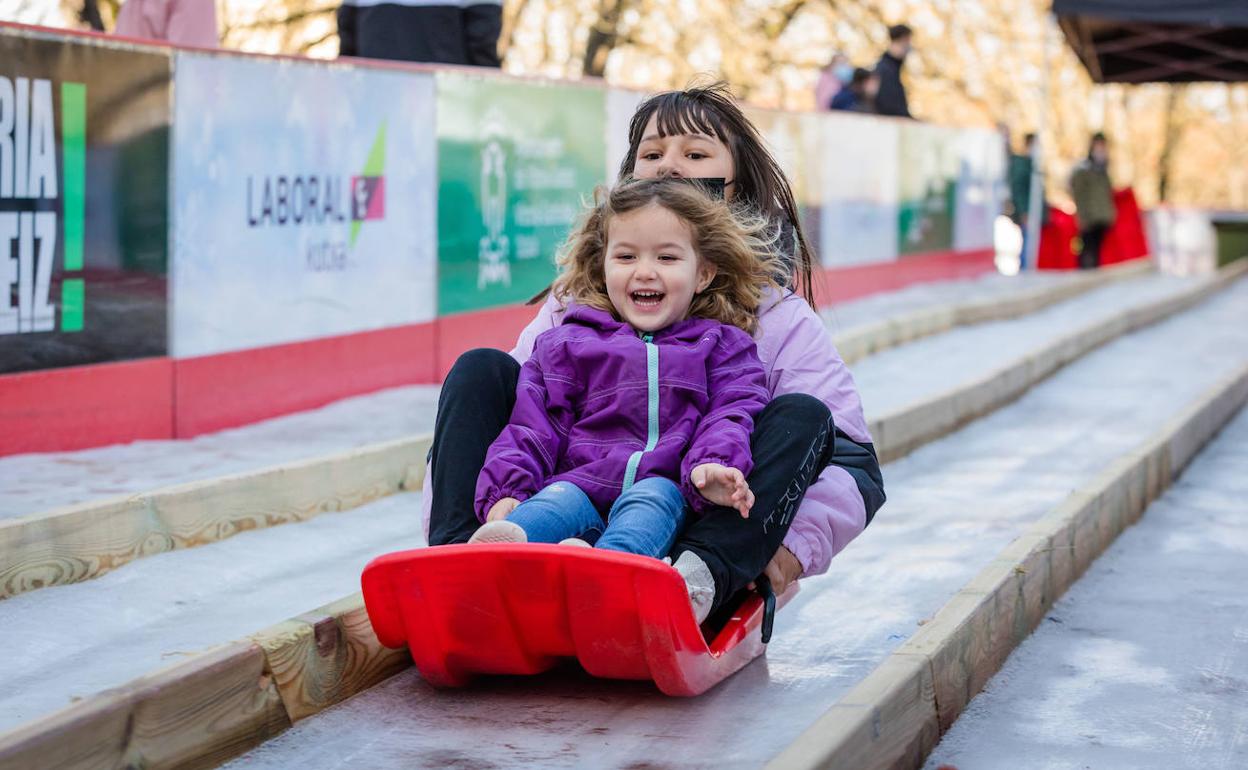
[437, 73, 606, 316]
[953, 127, 1004, 252]
[897, 122, 958, 255]
[818, 113, 900, 267]
[171, 54, 436, 359]
[606, 87, 645, 182]
[746, 107, 825, 259]
[0, 35, 170, 374]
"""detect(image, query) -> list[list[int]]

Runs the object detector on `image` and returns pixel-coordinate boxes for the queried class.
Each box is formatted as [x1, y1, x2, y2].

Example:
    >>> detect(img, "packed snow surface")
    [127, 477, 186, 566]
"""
[851, 272, 1198, 416]
[818, 268, 1075, 334]
[206, 278, 1248, 768]
[925, 405, 1248, 770]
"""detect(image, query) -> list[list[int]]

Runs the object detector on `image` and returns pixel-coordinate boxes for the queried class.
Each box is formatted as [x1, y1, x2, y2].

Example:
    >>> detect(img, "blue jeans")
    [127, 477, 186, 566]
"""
[507, 477, 687, 558]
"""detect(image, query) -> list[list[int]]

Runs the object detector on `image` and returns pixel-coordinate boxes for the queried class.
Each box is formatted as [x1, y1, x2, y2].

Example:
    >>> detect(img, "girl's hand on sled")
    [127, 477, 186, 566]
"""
[690, 463, 754, 517]
[486, 497, 520, 522]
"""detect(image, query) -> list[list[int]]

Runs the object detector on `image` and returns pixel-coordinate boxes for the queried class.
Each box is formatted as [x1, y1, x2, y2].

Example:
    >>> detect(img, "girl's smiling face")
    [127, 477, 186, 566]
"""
[604, 202, 716, 333]
[632, 115, 737, 200]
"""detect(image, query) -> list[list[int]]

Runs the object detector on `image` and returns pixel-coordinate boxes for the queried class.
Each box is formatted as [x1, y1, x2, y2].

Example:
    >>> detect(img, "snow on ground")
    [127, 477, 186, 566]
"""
[852, 272, 1198, 417]
[196, 277, 1246, 768]
[0, 493, 427, 733]
[819, 268, 1074, 335]
[924, 406, 1248, 770]
[0, 268, 1074, 521]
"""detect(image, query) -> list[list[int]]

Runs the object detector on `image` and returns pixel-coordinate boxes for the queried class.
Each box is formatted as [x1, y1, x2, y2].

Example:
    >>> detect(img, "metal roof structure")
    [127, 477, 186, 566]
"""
[1053, 0, 1248, 83]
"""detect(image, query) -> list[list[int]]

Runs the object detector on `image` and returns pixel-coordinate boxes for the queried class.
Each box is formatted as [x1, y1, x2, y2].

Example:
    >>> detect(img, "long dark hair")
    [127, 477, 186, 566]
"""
[529, 83, 817, 307]
[618, 83, 816, 307]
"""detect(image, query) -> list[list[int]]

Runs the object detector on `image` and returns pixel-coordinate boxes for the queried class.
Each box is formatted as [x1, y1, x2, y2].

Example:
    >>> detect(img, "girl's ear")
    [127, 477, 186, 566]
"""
[696, 260, 718, 293]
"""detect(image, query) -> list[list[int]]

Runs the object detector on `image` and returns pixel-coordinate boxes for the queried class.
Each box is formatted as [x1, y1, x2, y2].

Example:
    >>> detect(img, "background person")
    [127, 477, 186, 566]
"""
[1070, 132, 1116, 270]
[831, 67, 879, 113]
[114, 0, 218, 47]
[337, 0, 502, 66]
[1008, 132, 1045, 268]
[814, 52, 853, 111]
[874, 23, 913, 119]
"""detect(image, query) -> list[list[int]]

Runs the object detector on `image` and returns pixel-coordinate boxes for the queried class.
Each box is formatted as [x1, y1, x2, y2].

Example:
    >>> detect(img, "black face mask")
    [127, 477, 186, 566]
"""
[680, 177, 727, 200]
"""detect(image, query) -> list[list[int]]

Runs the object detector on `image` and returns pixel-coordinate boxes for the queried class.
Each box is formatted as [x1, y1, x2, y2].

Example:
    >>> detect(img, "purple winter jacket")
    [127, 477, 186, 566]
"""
[474, 304, 770, 521]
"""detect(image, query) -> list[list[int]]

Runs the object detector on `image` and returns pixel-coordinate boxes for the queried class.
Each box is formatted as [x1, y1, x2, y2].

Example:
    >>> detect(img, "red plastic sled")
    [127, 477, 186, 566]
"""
[361, 544, 796, 696]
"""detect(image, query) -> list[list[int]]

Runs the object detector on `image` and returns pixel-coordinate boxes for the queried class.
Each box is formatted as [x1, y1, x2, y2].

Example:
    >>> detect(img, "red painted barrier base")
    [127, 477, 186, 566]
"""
[174, 323, 437, 438]
[814, 248, 995, 305]
[0, 358, 174, 455]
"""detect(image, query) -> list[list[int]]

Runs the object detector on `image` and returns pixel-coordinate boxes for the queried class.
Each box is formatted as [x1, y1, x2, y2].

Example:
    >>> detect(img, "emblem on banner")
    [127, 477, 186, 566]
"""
[477, 108, 511, 289]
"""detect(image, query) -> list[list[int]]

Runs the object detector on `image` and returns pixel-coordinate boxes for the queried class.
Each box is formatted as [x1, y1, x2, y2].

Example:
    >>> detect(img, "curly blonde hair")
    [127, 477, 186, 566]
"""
[552, 178, 783, 335]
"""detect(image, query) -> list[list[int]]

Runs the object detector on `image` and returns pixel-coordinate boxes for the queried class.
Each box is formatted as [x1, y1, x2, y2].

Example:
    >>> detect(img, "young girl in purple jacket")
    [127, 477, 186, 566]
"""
[468, 178, 779, 557]
[423, 84, 885, 623]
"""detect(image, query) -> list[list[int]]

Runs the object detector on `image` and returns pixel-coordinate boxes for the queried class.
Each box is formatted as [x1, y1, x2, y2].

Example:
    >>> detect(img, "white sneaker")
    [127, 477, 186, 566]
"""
[559, 537, 592, 548]
[671, 551, 716, 624]
[468, 520, 527, 544]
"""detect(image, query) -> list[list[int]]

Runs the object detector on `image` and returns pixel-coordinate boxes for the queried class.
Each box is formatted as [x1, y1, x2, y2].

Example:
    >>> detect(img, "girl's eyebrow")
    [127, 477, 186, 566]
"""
[639, 132, 716, 143]
[609, 241, 689, 252]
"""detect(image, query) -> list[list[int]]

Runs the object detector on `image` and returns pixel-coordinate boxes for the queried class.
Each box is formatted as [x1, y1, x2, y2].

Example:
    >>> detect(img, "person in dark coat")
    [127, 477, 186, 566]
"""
[337, 0, 502, 66]
[873, 24, 913, 119]
[1069, 133, 1116, 270]
[830, 68, 880, 114]
[1008, 132, 1047, 268]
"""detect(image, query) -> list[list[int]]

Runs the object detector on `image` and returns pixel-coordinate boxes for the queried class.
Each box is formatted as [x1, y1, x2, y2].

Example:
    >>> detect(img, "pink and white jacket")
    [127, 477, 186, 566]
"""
[421, 288, 884, 578]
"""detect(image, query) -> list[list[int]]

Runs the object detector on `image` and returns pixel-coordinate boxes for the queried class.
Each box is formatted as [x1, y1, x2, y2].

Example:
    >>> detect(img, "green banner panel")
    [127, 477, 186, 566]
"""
[437, 73, 606, 316]
[897, 123, 958, 256]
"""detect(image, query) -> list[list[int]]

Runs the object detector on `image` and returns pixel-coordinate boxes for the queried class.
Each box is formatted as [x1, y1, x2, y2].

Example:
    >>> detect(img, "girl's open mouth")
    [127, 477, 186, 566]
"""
[630, 290, 665, 309]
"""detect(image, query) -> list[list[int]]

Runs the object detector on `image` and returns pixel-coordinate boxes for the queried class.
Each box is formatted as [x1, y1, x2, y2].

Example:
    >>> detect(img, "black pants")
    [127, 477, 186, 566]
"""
[427, 348, 836, 613]
[1079, 224, 1108, 269]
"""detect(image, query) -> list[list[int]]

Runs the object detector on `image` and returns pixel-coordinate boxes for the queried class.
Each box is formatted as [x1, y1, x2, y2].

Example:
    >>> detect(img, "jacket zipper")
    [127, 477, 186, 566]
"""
[621, 332, 660, 491]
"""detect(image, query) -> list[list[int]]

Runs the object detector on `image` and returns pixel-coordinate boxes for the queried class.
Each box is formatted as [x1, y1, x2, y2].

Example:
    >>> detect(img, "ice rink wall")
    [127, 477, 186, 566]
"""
[0, 22, 1004, 454]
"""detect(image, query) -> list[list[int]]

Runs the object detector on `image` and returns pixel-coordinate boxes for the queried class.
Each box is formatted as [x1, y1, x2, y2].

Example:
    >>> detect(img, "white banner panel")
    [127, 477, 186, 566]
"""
[1147, 208, 1216, 276]
[954, 127, 1005, 252]
[606, 88, 645, 182]
[818, 113, 900, 267]
[171, 53, 436, 358]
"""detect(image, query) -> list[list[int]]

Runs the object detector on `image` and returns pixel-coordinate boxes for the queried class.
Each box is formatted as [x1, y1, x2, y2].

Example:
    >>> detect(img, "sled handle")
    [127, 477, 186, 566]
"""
[755, 574, 777, 644]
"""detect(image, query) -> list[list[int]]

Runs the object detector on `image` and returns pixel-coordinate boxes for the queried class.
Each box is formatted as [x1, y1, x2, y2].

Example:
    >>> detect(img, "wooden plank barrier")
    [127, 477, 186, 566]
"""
[0, 436, 430, 600]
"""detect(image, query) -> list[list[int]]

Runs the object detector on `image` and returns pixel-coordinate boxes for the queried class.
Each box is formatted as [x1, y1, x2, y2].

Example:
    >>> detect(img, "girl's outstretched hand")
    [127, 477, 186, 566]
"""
[486, 497, 520, 522]
[690, 463, 754, 517]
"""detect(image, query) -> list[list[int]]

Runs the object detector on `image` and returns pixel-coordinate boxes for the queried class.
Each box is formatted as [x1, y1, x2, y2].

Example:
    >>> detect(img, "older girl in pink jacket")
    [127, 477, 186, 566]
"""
[423, 84, 884, 623]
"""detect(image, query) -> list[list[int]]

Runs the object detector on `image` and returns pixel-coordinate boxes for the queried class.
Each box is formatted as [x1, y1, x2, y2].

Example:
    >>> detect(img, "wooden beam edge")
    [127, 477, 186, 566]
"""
[0, 436, 432, 600]
[0, 641, 291, 770]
